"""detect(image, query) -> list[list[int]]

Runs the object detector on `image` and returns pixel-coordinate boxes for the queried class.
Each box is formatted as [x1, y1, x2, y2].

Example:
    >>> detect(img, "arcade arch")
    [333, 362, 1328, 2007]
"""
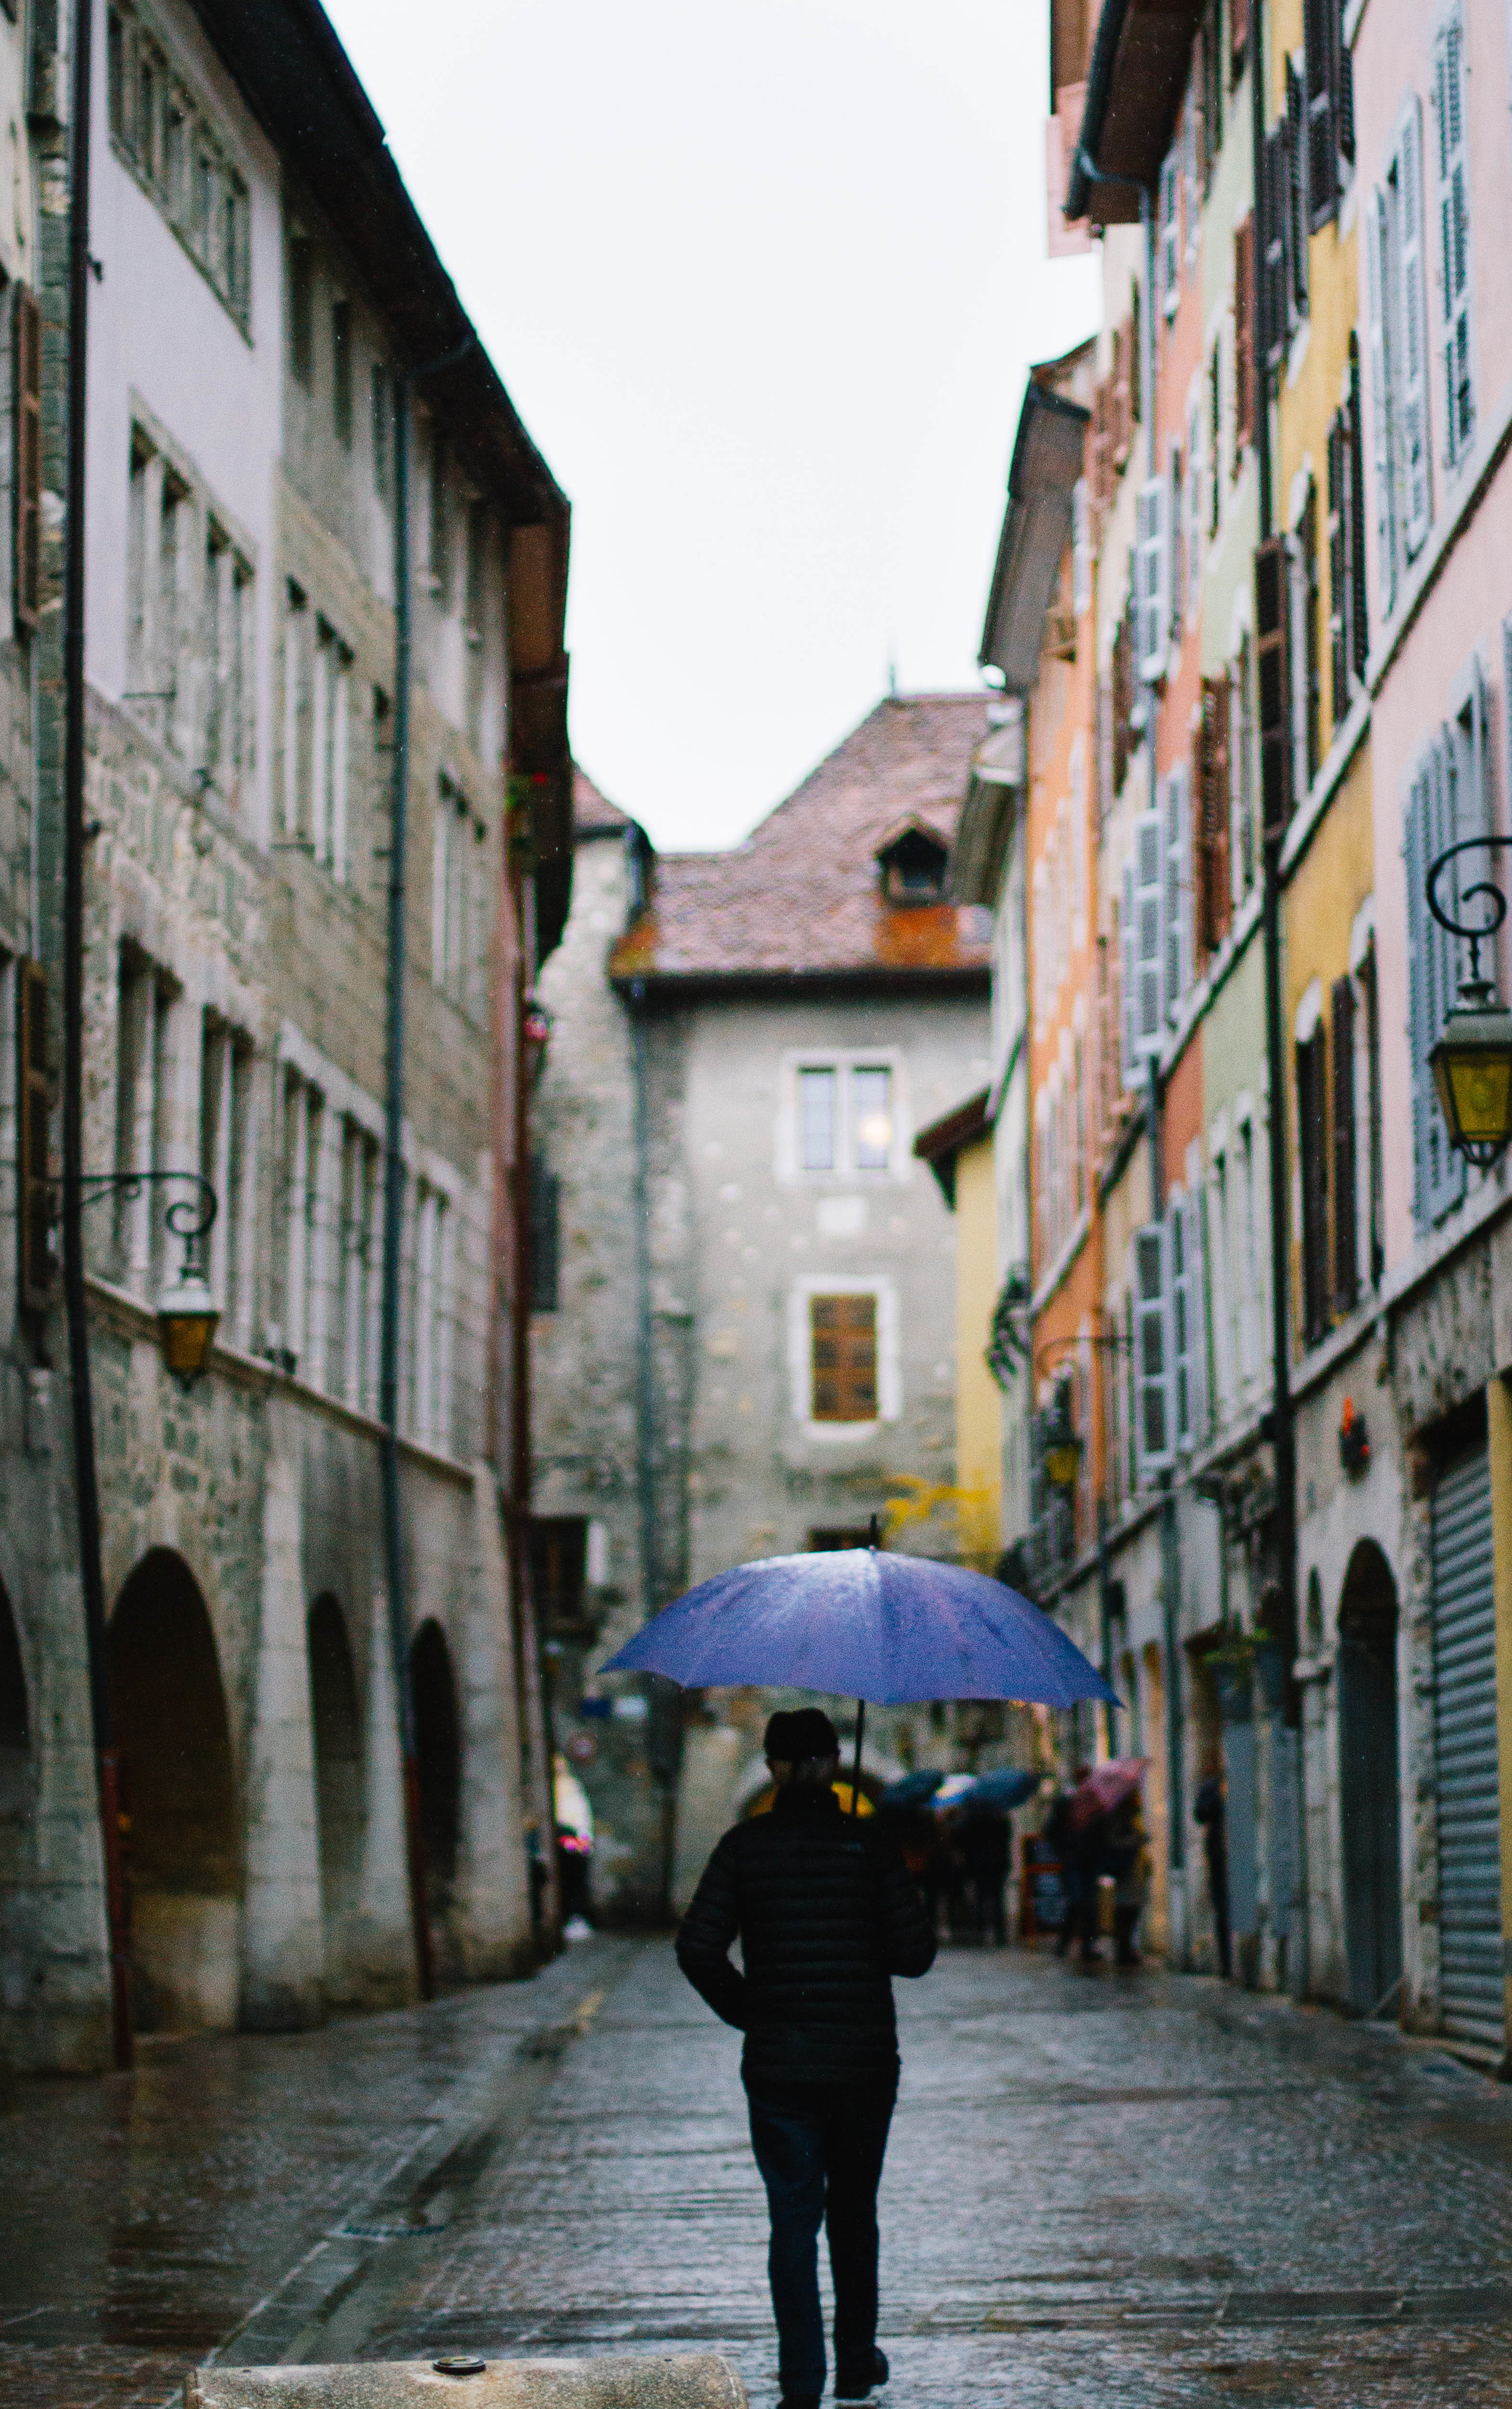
[1336, 1541, 1403, 2020]
[307, 1596, 363, 1964]
[411, 1619, 460, 1904]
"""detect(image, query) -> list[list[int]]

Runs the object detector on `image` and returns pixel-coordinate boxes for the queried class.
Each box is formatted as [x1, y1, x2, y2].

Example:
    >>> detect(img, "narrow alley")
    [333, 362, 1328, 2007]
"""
[5, 1943, 1512, 2409]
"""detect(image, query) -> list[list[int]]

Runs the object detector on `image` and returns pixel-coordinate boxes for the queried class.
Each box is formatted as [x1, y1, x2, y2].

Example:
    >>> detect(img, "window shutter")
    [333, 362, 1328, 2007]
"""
[1338, 37, 1355, 167]
[1260, 126, 1289, 371]
[1366, 189, 1397, 617]
[1326, 411, 1349, 729]
[1303, 0, 1338, 229]
[1112, 317, 1132, 466]
[1404, 775, 1432, 1229]
[1171, 1193, 1209, 1447]
[1133, 1224, 1175, 1479]
[1136, 476, 1169, 682]
[810, 1293, 878, 1423]
[18, 957, 52, 1312]
[1398, 100, 1432, 556]
[1133, 809, 1165, 1053]
[1331, 973, 1358, 1313]
[1198, 673, 1233, 954]
[13, 284, 40, 637]
[1346, 338, 1369, 680]
[1286, 58, 1311, 318]
[1300, 478, 1321, 785]
[1233, 215, 1255, 452]
[1230, 0, 1250, 79]
[1405, 743, 1468, 1226]
[1164, 763, 1191, 1015]
[1121, 862, 1138, 1092]
[1435, 10, 1473, 469]
[1112, 604, 1132, 795]
[1297, 1024, 1329, 1343]
[1256, 535, 1293, 834]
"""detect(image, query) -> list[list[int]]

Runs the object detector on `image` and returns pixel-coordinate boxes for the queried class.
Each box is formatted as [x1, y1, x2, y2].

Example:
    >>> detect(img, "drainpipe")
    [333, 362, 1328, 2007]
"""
[60, 0, 132, 2072]
[1248, 0, 1308, 2001]
[379, 366, 432, 2003]
[627, 977, 677, 1913]
[509, 854, 560, 1951]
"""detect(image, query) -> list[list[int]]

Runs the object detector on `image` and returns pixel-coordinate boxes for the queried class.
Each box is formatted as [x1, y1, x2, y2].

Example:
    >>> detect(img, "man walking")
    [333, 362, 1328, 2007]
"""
[677, 1709, 936, 2409]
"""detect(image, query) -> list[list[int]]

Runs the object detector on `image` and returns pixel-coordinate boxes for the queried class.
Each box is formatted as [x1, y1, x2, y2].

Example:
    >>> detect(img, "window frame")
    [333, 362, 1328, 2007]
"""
[779, 1052, 907, 1183]
[788, 1274, 901, 1438]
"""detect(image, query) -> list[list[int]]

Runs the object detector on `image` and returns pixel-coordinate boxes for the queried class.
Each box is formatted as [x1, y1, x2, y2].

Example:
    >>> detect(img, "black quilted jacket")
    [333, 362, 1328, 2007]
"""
[676, 1785, 937, 2088]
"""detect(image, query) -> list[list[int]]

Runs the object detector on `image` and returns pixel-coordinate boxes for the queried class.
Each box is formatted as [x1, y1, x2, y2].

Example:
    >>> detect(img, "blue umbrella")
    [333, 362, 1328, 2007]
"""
[880, 1769, 948, 1808]
[602, 1547, 1115, 1808]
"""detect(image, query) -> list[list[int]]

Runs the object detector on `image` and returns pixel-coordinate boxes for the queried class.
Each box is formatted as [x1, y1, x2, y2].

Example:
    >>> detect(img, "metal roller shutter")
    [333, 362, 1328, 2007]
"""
[1432, 1440, 1504, 2052]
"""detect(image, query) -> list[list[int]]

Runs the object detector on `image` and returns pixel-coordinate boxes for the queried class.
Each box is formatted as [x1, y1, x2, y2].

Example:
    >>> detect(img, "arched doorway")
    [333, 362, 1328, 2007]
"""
[1337, 1541, 1403, 2018]
[307, 1597, 363, 1981]
[109, 1551, 239, 2032]
[0, 1577, 31, 1885]
[410, 1619, 460, 1905]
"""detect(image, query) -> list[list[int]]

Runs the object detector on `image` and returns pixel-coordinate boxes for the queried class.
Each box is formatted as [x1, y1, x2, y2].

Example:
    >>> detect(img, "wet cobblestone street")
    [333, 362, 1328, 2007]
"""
[7, 1939, 1512, 2409]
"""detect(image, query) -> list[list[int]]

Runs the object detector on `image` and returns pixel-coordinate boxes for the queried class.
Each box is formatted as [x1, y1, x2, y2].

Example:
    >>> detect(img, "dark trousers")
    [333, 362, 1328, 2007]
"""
[746, 2078, 896, 2400]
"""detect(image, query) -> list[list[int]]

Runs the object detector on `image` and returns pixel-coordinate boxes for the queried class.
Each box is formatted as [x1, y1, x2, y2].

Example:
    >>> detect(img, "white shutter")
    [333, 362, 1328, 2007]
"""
[1171, 1191, 1208, 1448]
[1137, 477, 1170, 681]
[1133, 1223, 1175, 1479]
[1164, 764, 1191, 1018]
[1435, 10, 1473, 468]
[1366, 188, 1397, 616]
[1132, 810, 1165, 1055]
[1398, 99, 1432, 556]
[1121, 858, 1138, 1090]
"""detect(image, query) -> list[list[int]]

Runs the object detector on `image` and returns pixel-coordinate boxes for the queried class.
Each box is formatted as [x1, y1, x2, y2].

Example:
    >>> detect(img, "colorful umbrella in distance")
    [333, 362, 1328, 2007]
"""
[1069, 1757, 1149, 1829]
[601, 1548, 1118, 1708]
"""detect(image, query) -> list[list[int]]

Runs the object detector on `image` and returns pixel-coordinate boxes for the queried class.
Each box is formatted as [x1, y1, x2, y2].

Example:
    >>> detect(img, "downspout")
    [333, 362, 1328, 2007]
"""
[379, 366, 432, 2002]
[1249, 0, 1308, 2000]
[627, 976, 676, 1913]
[509, 849, 559, 1951]
[60, 0, 132, 2072]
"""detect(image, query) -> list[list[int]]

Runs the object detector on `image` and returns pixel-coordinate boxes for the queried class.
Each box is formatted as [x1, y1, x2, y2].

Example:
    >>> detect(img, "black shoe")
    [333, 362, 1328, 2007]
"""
[835, 2347, 888, 2401]
[777, 2397, 820, 2408]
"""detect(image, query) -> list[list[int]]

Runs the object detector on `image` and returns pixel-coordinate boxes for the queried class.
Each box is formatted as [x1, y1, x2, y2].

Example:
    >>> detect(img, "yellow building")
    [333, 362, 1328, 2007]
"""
[913, 1091, 1002, 1570]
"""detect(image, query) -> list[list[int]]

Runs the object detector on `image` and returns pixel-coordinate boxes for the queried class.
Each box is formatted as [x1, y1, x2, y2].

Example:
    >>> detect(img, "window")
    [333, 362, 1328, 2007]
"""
[1256, 535, 1293, 832]
[13, 285, 39, 636]
[1404, 675, 1487, 1228]
[1297, 1013, 1329, 1343]
[1236, 1117, 1262, 1384]
[203, 521, 252, 792]
[128, 426, 251, 783]
[1369, 101, 1431, 611]
[370, 363, 391, 498]
[1331, 972, 1358, 1315]
[1197, 673, 1232, 956]
[1133, 1224, 1173, 1478]
[1303, 0, 1349, 230]
[529, 1153, 560, 1312]
[1207, 339, 1222, 539]
[1285, 57, 1310, 320]
[274, 1069, 325, 1380]
[113, 946, 175, 1296]
[429, 428, 451, 603]
[1233, 215, 1255, 463]
[1292, 480, 1321, 792]
[108, 4, 250, 331]
[810, 1293, 878, 1424]
[1159, 152, 1181, 319]
[1357, 937, 1384, 1288]
[1326, 337, 1370, 726]
[312, 618, 351, 875]
[1170, 1193, 1205, 1447]
[336, 1118, 380, 1412]
[282, 579, 307, 833]
[1434, 8, 1473, 471]
[1162, 763, 1192, 1019]
[1135, 476, 1169, 681]
[792, 1060, 898, 1177]
[1231, 637, 1257, 898]
[288, 236, 314, 385]
[1121, 809, 1164, 1081]
[432, 774, 487, 1010]
[331, 300, 353, 447]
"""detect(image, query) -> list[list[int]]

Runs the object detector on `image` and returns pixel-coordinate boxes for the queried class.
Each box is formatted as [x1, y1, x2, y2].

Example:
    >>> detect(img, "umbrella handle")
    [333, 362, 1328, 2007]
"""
[851, 1699, 865, 1817]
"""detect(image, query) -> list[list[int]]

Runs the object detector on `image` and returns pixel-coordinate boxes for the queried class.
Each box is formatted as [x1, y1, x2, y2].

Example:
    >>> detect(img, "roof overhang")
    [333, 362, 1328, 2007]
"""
[978, 382, 1088, 694]
[1065, 0, 1208, 224]
[913, 1087, 992, 1207]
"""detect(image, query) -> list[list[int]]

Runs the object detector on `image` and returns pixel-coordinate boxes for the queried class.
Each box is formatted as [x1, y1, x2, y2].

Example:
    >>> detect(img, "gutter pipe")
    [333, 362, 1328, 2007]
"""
[61, 0, 132, 2072]
[1248, 0, 1309, 2000]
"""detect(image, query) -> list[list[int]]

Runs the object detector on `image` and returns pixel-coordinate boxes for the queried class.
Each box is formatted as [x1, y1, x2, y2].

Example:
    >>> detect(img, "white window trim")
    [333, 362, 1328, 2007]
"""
[776, 1051, 910, 1184]
[787, 1274, 902, 1440]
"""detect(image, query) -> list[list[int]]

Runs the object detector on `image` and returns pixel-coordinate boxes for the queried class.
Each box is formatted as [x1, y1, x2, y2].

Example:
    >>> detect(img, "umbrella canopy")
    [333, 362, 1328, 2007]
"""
[965, 1767, 1041, 1811]
[602, 1548, 1117, 1707]
[1069, 1756, 1147, 1829]
[879, 1770, 947, 1808]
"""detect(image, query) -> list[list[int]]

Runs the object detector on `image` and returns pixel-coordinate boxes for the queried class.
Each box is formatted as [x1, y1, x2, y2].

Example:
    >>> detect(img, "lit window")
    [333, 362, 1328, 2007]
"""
[852, 1067, 893, 1170]
[798, 1068, 836, 1171]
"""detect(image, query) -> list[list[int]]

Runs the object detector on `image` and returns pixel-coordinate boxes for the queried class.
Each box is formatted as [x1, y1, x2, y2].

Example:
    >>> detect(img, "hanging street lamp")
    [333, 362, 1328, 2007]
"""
[47, 1170, 221, 1381]
[1426, 836, 1512, 1167]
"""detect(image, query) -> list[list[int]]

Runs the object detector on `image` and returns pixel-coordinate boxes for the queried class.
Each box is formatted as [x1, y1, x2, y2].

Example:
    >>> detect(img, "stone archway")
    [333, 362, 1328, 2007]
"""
[1337, 1540, 1403, 2019]
[307, 1595, 363, 1989]
[0, 1576, 31, 1886]
[411, 1619, 460, 1906]
[109, 1550, 240, 2032]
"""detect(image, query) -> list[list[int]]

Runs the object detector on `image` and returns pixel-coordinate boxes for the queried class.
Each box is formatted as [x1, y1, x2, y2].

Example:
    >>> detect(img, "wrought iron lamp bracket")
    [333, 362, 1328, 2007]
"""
[52, 1170, 218, 1250]
[1425, 833, 1512, 993]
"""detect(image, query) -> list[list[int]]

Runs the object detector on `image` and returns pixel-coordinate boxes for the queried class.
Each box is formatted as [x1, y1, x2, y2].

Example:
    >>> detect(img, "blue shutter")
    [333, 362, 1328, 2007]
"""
[1406, 743, 1469, 1226]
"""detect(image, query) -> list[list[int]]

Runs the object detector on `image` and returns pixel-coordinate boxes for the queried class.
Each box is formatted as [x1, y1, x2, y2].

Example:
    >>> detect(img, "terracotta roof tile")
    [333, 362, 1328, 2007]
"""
[609, 696, 993, 983]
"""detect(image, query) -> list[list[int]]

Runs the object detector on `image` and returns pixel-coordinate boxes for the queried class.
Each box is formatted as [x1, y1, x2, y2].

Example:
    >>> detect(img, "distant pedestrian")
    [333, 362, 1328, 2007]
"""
[677, 1707, 937, 2409]
[1194, 1772, 1231, 1978]
[959, 1804, 1011, 1945]
[1046, 1767, 1101, 1962]
[1103, 1795, 1149, 1966]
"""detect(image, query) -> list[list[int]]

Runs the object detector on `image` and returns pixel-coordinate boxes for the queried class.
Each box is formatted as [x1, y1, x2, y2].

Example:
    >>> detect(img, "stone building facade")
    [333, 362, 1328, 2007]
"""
[530, 699, 993, 1911]
[0, 0, 571, 2070]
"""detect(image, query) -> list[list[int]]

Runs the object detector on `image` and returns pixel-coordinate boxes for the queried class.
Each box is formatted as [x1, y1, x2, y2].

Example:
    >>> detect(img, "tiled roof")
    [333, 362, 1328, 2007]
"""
[609, 696, 994, 983]
[573, 765, 630, 834]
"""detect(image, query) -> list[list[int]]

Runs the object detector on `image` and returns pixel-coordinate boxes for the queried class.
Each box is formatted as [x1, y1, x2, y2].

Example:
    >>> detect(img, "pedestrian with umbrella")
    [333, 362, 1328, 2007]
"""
[603, 1539, 1113, 2408]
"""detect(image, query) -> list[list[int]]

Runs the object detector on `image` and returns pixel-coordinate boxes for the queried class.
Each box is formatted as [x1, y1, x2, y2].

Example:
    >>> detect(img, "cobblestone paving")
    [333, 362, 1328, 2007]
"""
[7, 1939, 1512, 2407]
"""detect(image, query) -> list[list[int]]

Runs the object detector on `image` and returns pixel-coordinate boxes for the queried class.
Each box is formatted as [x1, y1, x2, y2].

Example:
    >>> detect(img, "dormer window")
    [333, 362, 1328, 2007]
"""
[875, 819, 950, 904]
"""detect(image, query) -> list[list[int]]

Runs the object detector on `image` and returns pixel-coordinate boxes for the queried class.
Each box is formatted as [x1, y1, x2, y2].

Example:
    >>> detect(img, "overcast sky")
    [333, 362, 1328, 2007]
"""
[323, 0, 1098, 851]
